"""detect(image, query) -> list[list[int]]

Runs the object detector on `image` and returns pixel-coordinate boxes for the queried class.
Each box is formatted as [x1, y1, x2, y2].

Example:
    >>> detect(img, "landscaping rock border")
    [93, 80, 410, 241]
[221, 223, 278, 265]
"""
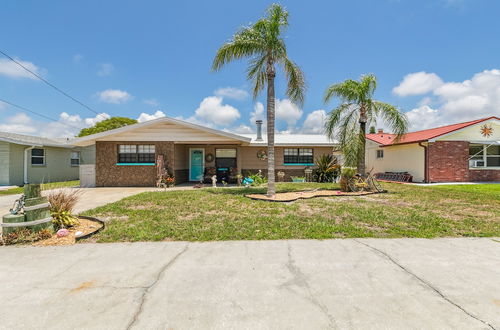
[75, 216, 105, 242]
[245, 190, 382, 202]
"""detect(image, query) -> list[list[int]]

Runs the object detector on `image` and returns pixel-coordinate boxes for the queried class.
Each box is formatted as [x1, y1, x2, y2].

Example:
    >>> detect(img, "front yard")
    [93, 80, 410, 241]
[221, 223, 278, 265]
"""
[82, 183, 500, 242]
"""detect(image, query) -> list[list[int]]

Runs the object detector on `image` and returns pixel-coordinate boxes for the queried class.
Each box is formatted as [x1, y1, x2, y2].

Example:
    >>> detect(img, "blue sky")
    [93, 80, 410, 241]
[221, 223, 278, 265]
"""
[1, 0, 499, 137]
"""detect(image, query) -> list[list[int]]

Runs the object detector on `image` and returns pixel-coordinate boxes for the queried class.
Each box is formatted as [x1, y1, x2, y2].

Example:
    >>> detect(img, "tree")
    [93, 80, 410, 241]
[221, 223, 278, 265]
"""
[77, 117, 137, 137]
[212, 4, 306, 197]
[369, 126, 376, 134]
[324, 74, 408, 175]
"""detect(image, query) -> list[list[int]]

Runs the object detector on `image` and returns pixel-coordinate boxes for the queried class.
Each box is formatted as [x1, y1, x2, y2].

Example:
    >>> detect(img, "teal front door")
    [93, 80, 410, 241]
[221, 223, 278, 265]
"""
[189, 149, 204, 181]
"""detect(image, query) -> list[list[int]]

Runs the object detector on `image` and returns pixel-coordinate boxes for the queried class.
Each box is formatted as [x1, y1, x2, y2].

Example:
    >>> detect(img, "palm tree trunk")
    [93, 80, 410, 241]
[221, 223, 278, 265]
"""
[266, 68, 276, 197]
[358, 109, 367, 176]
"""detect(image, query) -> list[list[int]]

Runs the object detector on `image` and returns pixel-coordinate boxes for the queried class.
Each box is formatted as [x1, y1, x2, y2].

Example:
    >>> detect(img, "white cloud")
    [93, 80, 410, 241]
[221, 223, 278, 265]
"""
[97, 89, 133, 104]
[405, 105, 441, 130]
[398, 69, 500, 130]
[393, 71, 443, 96]
[0, 112, 110, 138]
[72, 54, 83, 63]
[0, 58, 44, 79]
[194, 96, 240, 126]
[137, 110, 166, 123]
[228, 124, 253, 134]
[0, 113, 38, 134]
[214, 87, 249, 100]
[275, 99, 303, 127]
[143, 98, 159, 107]
[84, 113, 111, 126]
[301, 110, 327, 133]
[97, 63, 114, 77]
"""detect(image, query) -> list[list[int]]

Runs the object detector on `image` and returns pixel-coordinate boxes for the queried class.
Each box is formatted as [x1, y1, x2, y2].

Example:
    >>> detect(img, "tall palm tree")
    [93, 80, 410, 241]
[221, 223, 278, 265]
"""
[324, 74, 408, 175]
[212, 3, 305, 197]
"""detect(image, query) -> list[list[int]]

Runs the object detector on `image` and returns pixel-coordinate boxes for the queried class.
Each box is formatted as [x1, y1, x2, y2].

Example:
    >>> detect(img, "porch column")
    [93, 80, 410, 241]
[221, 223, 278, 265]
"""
[236, 146, 242, 175]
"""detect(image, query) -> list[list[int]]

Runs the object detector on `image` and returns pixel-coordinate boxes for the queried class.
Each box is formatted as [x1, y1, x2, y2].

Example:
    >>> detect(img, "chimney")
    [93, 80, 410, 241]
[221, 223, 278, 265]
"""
[256, 120, 263, 141]
[377, 128, 384, 134]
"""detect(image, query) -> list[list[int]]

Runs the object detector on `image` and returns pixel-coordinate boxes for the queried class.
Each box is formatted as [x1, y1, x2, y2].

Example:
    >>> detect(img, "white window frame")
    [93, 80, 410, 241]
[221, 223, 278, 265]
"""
[469, 144, 500, 168]
[31, 148, 45, 166]
[376, 149, 384, 159]
[71, 151, 80, 166]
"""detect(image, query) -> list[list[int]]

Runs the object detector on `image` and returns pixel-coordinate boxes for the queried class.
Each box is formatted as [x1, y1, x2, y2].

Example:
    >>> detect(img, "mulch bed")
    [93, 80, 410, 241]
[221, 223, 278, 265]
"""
[245, 189, 379, 202]
[32, 216, 104, 246]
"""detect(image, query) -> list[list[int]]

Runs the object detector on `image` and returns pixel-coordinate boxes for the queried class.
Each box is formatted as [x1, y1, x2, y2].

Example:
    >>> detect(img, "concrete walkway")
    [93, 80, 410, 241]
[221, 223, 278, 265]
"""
[0, 187, 164, 216]
[0, 238, 498, 329]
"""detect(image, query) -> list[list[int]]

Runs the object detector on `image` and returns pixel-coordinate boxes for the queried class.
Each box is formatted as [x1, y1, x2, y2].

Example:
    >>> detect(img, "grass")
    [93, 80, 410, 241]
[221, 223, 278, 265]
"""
[82, 182, 500, 242]
[0, 180, 80, 196]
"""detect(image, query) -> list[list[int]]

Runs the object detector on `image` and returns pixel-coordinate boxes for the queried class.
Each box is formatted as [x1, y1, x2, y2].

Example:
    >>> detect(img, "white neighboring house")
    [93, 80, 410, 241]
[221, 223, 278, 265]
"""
[0, 132, 95, 186]
[366, 116, 500, 182]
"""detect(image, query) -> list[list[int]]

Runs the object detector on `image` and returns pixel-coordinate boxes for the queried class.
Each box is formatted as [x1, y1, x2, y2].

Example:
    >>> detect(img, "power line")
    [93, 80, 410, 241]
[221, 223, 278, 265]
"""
[0, 98, 83, 131]
[0, 49, 100, 115]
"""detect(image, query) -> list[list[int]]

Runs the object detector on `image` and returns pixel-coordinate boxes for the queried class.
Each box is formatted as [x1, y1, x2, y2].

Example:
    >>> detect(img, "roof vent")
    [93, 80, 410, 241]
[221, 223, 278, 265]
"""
[256, 120, 263, 141]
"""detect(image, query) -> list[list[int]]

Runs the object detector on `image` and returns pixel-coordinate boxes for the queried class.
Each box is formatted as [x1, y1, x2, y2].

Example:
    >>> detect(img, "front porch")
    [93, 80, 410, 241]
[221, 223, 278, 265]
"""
[174, 144, 243, 184]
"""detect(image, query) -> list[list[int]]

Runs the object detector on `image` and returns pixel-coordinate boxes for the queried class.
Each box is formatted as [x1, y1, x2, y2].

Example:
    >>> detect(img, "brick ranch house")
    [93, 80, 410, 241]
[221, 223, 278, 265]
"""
[366, 116, 500, 183]
[72, 116, 339, 187]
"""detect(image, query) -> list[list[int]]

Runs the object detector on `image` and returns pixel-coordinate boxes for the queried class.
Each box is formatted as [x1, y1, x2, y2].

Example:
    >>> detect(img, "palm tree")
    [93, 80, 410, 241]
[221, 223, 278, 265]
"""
[324, 74, 408, 176]
[212, 3, 305, 197]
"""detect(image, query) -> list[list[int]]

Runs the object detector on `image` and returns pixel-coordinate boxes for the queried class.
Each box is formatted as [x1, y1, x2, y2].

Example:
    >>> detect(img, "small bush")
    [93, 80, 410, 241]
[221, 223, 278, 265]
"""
[313, 154, 341, 183]
[48, 189, 81, 229]
[248, 170, 268, 186]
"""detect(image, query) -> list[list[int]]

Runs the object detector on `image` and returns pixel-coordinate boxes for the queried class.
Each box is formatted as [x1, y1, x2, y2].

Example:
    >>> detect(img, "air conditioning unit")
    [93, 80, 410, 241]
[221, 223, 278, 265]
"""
[472, 160, 485, 167]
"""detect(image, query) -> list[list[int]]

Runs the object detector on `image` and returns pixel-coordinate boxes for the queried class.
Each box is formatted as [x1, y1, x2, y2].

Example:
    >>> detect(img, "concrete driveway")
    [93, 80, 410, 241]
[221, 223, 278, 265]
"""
[0, 238, 498, 329]
[0, 187, 159, 216]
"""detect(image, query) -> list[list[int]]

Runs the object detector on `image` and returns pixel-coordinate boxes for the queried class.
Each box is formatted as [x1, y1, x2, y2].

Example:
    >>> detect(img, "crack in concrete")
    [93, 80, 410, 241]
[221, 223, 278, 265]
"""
[283, 241, 338, 329]
[126, 243, 189, 330]
[354, 239, 496, 330]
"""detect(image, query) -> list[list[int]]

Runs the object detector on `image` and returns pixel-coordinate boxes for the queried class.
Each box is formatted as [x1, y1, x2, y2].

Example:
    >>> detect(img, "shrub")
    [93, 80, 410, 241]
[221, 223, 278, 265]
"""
[48, 189, 81, 229]
[248, 170, 268, 186]
[313, 154, 341, 183]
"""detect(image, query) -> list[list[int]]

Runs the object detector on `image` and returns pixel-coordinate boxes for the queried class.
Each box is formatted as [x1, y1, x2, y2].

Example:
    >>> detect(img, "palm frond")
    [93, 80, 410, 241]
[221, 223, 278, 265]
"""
[212, 26, 266, 72]
[374, 101, 409, 140]
[282, 57, 306, 106]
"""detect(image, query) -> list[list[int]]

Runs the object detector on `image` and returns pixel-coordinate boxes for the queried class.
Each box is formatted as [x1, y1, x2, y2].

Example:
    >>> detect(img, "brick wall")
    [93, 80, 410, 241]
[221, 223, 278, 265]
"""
[469, 169, 500, 182]
[427, 141, 500, 182]
[96, 141, 174, 187]
[428, 141, 470, 182]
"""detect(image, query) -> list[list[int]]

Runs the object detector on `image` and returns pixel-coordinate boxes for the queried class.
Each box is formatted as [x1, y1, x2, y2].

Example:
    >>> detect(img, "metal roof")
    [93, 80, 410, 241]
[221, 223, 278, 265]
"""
[237, 133, 338, 146]
[366, 116, 500, 146]
[0, 132, 73, 148]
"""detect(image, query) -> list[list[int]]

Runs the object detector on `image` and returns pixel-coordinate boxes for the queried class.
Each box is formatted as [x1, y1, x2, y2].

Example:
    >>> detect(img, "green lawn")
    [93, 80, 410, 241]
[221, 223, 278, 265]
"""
[82, 182, 500, 242]
[0, 180, 80, 196]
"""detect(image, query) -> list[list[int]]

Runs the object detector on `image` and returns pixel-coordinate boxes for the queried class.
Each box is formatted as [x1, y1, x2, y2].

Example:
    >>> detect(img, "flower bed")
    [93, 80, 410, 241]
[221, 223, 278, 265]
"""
[245, 189, 379, 202]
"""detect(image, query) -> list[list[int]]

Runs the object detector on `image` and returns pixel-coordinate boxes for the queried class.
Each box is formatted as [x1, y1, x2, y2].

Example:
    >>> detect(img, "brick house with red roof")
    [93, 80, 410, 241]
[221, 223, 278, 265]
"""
[366, 116, 500, 183]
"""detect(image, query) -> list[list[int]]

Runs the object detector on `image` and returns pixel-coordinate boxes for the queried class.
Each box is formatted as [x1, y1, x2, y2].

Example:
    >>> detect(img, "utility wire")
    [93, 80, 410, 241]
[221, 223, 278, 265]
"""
[0, 98, 83, 131]
[0, 49, 100, 115]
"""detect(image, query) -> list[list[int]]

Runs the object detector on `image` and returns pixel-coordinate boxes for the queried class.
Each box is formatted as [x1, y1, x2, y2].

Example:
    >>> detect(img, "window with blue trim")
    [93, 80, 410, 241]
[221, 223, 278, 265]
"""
[118, 145, 155, 164]
[284, 148, 313, 164]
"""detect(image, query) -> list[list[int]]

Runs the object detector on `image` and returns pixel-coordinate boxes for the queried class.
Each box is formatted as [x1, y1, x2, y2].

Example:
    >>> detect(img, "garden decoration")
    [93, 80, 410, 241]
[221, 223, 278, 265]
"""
[2, 184, 54, 235]
[211, 175, 217, 188]
[242, 177, 254, 187]
[277, 171, 285, 182]
[348, 172, 384, 193]
[257, 149, 267, 160]
[205, 153, 214, 163]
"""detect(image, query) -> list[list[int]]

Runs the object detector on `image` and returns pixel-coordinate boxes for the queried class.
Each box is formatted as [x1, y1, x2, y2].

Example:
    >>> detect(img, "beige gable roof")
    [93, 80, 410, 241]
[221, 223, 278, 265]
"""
[71, 116, 252, 146]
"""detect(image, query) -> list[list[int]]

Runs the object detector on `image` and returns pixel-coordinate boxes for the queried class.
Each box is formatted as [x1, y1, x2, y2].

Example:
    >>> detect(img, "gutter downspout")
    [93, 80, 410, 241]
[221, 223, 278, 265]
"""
[24, 146, 35, 184]
[418, 142, 428, 183]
